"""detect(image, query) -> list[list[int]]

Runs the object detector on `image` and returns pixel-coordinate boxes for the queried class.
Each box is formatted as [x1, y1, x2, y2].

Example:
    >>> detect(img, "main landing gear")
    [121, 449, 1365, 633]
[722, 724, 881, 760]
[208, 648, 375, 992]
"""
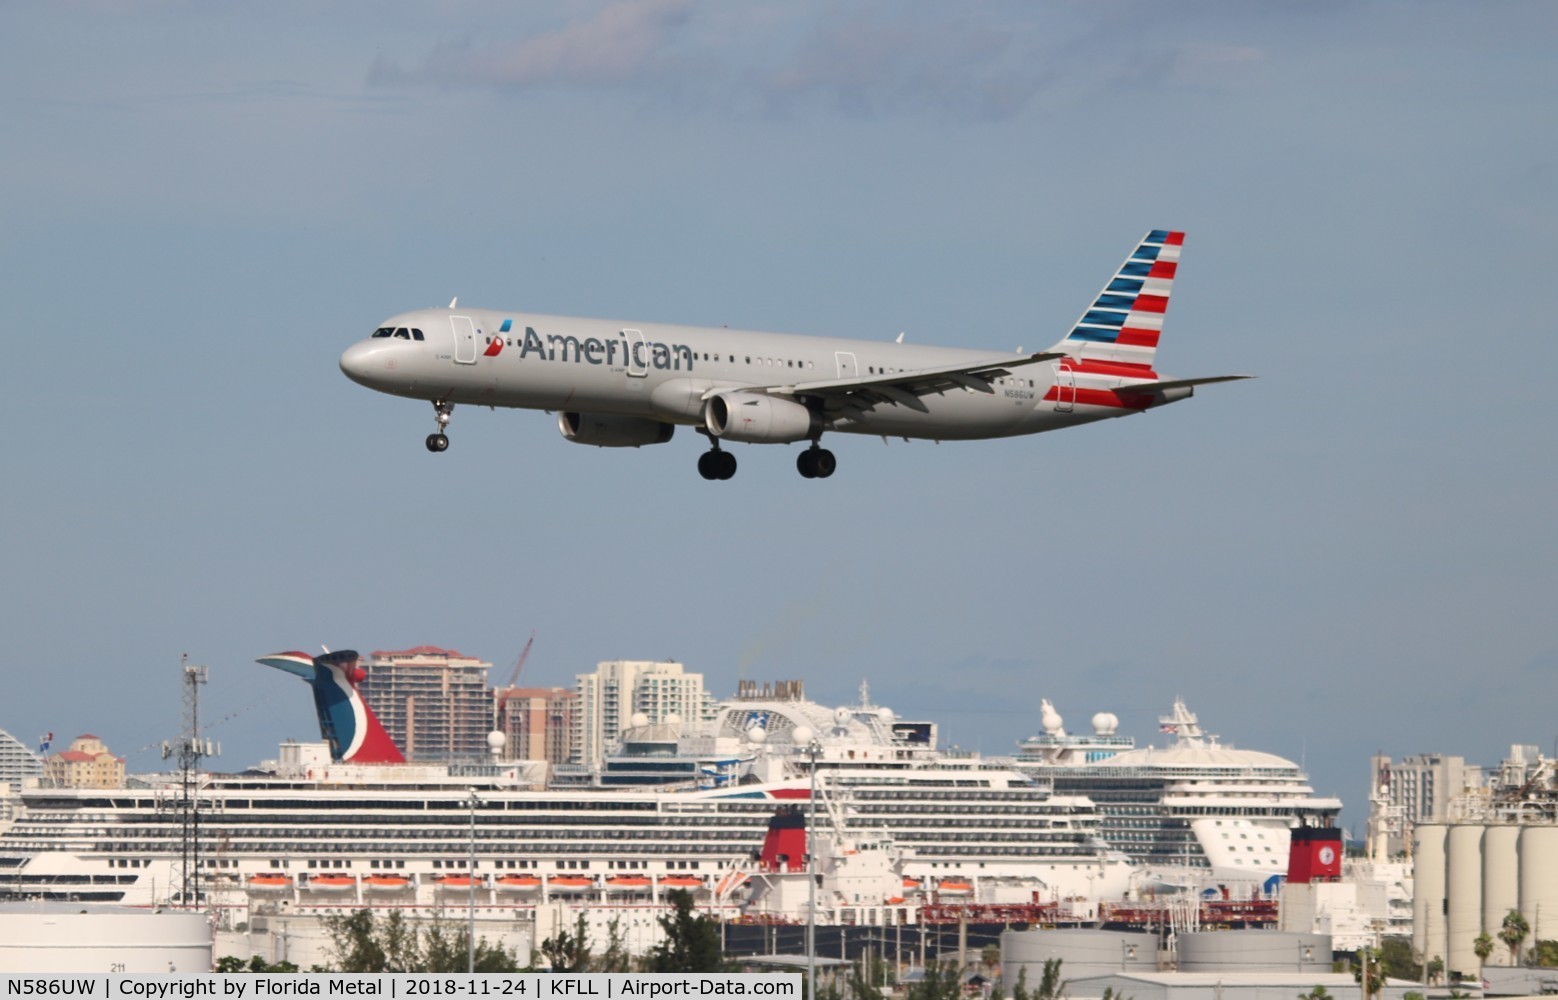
[698, 446, 737, 481]
[694, 433, 836, 481]
[796, 444, 836, 479]
[426, 401, 453, 453]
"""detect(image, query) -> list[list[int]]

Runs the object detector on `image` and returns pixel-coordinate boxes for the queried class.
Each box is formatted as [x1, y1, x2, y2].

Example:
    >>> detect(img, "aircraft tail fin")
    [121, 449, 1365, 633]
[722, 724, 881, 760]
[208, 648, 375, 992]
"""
[257, 649, 406, 764]
[1049, 230, 1185, 370]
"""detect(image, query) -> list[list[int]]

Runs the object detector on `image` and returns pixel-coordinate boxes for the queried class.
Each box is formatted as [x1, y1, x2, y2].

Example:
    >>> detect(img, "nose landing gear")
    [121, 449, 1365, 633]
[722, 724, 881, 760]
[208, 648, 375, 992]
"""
[797, 445, 836, 479]
[426, 401, 454, 453]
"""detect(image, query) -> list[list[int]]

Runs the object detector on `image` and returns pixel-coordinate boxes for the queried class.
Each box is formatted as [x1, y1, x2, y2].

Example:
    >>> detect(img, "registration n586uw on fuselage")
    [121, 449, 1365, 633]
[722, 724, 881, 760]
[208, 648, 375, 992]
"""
[340, 230, 1249, 480]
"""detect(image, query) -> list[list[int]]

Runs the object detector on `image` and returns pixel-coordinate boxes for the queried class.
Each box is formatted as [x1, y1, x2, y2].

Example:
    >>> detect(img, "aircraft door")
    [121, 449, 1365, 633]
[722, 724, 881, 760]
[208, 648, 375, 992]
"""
[623, 329, 649, 378]
[835, 352, 859, 379]
[451, 315, 478, 365]
[1053, 361, 1076, 412]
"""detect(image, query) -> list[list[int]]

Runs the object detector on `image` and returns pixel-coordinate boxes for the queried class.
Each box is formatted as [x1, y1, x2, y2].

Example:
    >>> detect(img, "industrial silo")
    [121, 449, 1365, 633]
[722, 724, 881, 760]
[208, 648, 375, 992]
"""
[1000, 928, 1157, 979]
[1482, 823, 1521, 959]
[1446, 823, 1485, 978]
[0, 903, 212, 972]
[1519, 824, 1558, 943]
[1414, 823, 1448, 970]
[1177, 930, 1331, 971]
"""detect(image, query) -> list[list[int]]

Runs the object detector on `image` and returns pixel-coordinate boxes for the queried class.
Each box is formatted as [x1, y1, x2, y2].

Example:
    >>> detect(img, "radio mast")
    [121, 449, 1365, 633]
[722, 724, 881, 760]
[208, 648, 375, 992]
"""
[162, 655, 219, 908]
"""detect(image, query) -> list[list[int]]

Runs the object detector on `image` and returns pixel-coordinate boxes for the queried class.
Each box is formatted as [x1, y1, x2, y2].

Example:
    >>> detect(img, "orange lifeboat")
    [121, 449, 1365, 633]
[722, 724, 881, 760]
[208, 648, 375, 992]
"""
[547, 876, 594, 893]
[364, 875, 411, 892]
[936, 879, 973, 897]
[884, 896, 906, 905]
[494, 875, 542, 893]
[903, 878, 923, 892]
[712, 871, 751, 898]
[604, 876, 653, 891]
[246, 874, 293, 893]
[435, 874, 482, 890]
[306, 875, 357, 892]
[658, 876, 705, 889]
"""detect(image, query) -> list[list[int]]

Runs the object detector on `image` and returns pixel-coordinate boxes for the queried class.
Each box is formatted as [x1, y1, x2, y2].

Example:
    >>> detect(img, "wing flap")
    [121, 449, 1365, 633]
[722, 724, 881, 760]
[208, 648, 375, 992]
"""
[702, 351, 1064, 410]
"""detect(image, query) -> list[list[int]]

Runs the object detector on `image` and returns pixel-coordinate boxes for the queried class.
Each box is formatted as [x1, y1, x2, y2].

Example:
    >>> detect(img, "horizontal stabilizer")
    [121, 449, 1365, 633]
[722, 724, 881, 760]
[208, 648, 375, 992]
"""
[1114, 374, 1255, 396]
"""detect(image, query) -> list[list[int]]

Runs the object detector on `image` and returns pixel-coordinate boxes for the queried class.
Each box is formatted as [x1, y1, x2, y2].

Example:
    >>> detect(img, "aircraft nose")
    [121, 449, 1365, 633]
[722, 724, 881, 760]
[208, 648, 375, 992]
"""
[339, 341, 380, 386]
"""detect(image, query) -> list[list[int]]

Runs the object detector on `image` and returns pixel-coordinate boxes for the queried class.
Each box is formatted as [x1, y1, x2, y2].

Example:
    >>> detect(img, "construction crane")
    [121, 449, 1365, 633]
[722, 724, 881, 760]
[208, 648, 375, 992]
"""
[505, 630, 536, 690]
[492, 631, 536, 730]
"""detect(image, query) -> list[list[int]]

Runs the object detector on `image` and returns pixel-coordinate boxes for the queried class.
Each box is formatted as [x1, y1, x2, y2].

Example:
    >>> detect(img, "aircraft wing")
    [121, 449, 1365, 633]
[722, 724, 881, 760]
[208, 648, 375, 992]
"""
[706, 351, 1065, 415]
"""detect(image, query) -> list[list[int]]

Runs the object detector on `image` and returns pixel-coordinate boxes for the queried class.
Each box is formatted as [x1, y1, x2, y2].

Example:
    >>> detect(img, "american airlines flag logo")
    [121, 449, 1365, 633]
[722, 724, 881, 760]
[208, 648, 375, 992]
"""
[1060, 230, 1183, 368]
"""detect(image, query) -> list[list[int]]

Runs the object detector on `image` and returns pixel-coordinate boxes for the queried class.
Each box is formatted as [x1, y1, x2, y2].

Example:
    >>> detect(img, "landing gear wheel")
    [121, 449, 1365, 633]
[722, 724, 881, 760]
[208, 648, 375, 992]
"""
[798, 447, 835, 479]
[426, 400, 455, 452]
[700, 449, 736, 480]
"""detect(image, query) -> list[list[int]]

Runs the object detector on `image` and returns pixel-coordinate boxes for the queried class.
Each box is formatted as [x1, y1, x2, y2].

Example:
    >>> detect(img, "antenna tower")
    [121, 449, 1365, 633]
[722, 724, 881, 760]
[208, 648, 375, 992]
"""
[162, 655, 219, 908]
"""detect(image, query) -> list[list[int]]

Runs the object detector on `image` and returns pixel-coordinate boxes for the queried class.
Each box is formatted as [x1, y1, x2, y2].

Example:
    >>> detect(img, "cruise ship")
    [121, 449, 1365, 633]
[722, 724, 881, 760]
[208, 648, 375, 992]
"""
[1013, 697, 1341, 888]
[0, 651, 1130, 925]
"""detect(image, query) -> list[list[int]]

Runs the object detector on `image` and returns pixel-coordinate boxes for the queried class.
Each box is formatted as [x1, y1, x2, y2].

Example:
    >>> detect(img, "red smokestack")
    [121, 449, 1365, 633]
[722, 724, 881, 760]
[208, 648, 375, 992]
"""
[758, 804, 808, 872]
[1287, 827, 1343, 883]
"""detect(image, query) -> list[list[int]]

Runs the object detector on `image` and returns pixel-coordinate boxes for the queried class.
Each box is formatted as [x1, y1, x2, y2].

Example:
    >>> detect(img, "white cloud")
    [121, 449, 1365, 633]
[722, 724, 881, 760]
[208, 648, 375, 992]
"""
[370, 0, 698, 89]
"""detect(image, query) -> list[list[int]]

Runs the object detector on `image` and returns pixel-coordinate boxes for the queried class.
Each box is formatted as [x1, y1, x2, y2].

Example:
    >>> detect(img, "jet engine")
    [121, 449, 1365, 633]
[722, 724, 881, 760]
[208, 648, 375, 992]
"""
[704, 392, 819, 444]
[558, 412, 675, 448]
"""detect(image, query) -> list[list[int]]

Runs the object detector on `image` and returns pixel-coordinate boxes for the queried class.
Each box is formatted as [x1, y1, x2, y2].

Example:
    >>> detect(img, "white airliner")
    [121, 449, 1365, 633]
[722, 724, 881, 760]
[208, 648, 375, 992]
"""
[340, 230, 1248, 480]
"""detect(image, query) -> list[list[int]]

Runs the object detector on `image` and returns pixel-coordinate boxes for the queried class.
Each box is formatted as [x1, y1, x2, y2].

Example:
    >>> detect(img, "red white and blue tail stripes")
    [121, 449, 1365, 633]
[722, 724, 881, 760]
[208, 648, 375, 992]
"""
[1054, 230, 1183, 369]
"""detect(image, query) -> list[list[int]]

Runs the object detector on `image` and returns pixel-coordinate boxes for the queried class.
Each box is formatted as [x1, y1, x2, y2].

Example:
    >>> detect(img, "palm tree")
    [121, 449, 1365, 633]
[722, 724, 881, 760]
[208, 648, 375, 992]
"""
[1474, 932, 1494, 971]
[1501, 910, 1531, 967]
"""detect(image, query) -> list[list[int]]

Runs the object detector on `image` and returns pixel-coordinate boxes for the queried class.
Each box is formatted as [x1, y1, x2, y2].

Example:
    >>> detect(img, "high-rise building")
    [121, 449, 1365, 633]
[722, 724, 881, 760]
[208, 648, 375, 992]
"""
[0, 729, 44, 793]
[43, 734, 124, 789]
[358, 646, 493, 762]
[494, 687, 577, 764]
[572, 660, 718, 768]
[1370, 752, 1484, 856]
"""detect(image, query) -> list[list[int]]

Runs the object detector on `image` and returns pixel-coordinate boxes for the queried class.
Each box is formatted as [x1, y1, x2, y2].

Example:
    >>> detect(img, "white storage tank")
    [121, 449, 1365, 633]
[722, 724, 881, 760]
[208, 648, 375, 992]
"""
[1519, 824, 1558, 943]
[1414, 822, 1448, 969]
[1000, 928, 1156, 979]
[1177, 930, 1331, 971]
[0, 903, 212, 972]
[1482, 824, 1521, 946]
[1446, 823, 1485, 978]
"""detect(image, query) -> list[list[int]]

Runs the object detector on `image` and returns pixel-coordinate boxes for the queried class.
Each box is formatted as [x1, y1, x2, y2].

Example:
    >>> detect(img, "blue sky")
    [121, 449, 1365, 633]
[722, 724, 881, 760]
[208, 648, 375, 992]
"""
[3, 1, 1556, 833]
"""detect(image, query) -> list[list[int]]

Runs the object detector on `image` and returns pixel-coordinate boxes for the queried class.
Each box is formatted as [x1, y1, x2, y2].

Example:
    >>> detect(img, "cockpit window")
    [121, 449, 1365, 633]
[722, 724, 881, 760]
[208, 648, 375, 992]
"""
[372, 327, 394, 338]
[411, 329, 424, 341]
[393, 328, 411, 339]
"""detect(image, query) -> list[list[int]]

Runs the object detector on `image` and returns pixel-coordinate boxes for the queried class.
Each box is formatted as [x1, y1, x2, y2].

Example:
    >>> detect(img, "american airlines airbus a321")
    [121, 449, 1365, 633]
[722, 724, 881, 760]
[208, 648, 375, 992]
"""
[340, 230, 1249, 480]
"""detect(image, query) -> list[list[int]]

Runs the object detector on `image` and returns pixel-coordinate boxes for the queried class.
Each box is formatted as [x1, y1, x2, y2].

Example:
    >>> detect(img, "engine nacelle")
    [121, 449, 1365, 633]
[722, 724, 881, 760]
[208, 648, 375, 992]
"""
[558, 412, 675, 448]
[704, 392, 820, 444]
